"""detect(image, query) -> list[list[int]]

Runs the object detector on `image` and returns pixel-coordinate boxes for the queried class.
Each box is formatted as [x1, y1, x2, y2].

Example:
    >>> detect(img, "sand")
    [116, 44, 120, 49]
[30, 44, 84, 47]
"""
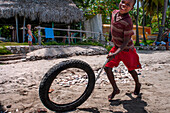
[0, 49, 170, 113]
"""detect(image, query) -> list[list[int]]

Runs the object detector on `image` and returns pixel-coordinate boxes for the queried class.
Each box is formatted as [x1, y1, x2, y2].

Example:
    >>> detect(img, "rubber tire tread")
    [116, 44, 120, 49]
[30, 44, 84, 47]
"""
[39, 59, 95, 112]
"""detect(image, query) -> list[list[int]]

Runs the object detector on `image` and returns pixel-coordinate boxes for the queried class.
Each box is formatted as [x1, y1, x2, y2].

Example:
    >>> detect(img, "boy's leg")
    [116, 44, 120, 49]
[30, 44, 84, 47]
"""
[28, 41, 30, 46]
[166, 42, 169, 50]
[104, 67, 120, 100]
[128, 70, 141, 95]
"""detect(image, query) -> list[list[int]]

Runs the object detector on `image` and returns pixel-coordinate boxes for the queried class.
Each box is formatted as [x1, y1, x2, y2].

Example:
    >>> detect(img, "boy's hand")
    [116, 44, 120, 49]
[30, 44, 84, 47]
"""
[107, 52, 116, 62]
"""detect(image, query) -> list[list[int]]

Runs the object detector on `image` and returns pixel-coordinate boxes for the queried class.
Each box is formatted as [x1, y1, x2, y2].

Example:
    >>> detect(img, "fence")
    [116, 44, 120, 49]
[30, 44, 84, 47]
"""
[35, 26, 109, 45]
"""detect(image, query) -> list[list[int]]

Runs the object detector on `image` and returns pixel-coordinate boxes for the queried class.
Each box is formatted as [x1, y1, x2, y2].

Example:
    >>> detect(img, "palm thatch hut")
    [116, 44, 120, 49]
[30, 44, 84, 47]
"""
[0, 0, 83, 42]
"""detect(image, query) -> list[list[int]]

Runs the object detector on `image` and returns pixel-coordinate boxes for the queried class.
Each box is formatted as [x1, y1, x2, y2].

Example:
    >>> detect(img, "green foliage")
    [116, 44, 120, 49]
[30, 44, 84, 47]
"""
[44, 40, 103, 46]
[104, 45, 113, 52]
[130, 0, 169, 34]
[0, 47, 12, 55]
[44, 41, 60, 45]
[33, 30, 39, 38]
[0, 42, 28, 46]
[144, 0, 164, 16]
[0, 25, 12, 40]
[43, 40, 111, 52]
[104, 32, 109, 42]
[133, 40, 155, 46]
[74, 0, 120, 24]
[144, 40, 155, 45]
[165, 7, 170, 29]
[77, 41, 103, 46]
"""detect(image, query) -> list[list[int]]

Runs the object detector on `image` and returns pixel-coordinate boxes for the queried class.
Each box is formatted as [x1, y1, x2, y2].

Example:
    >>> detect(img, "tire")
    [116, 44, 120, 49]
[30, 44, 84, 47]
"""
[39, 59, 95, 112]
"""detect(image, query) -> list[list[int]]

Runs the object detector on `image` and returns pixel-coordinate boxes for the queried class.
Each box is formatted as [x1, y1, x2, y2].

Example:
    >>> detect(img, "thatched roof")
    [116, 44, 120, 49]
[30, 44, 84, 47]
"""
[0, 0, 83, 24]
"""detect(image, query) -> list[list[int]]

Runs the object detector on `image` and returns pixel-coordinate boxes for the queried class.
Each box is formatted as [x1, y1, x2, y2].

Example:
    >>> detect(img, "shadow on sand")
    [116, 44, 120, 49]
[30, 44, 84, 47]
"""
[77, 107, 100, 113]
[76, 93, 147, 113]
[0, 102, 6, 112]
[109, 93, 148, 113]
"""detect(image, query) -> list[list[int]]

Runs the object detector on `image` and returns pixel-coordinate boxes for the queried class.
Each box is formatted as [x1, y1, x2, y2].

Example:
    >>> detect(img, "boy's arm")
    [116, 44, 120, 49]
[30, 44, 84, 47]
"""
[107, 37, 130, 60]
[107, 19, 134, 61]
[28, 30, 33, 37]
[114, 37, 130, 54]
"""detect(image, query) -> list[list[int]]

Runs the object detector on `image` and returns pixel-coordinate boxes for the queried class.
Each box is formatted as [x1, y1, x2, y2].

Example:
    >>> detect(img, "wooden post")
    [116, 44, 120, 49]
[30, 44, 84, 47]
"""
[12, 29, 15, 41]
[14, 29, 16, 41]
[15, 15, 19, 43]
[23, 16, 26, 43]
[98, 32, 101, 42]
[52, 22, 54, 41]
[68, 25, 70, 44]
[52, 22, 54, 28]
[80, 22, 82, 41]
[38, 26, 41, 45]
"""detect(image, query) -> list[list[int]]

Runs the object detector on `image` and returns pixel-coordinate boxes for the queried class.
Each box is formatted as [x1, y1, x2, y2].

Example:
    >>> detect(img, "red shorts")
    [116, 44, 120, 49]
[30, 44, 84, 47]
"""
[105, 46, 142, 71]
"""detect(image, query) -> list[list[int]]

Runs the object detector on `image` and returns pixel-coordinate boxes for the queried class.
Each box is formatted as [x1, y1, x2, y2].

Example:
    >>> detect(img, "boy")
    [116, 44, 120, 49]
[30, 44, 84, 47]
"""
[27, 24, 33, 46]
[104, 0, 142, 101]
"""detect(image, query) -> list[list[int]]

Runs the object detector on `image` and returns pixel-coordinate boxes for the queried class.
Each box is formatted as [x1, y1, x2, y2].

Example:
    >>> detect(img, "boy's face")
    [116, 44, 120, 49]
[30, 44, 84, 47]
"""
[119, 0, 134, 14]
[27, 25, 31, 29]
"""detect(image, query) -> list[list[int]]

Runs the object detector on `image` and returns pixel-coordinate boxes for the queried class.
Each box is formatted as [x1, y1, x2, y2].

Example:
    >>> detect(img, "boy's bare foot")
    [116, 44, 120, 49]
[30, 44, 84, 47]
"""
[108, 89, 120, 101]
[134, 83, 141, 95]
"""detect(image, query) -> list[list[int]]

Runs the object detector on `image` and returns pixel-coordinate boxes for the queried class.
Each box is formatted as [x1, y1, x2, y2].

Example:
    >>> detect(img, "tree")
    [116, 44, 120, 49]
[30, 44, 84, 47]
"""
[165, 6, 170, 29]
[72, 0, 95, 9]
[145, 0, 163, 33]
[157, 0, 168, 41]
[140, 0, 146, 43]
[135, 0, 140, 46]
[73, 0, 120, 24]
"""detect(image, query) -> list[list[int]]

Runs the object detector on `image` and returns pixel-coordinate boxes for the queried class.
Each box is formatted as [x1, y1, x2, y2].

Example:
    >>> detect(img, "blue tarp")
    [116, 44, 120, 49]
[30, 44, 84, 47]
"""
[155, 41, 170, 46]
[45, 28, 54, 38]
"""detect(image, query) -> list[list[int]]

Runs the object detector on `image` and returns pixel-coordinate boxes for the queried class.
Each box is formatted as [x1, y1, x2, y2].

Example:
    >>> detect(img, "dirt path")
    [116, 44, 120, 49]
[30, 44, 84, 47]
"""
[0, 50, 170, 113]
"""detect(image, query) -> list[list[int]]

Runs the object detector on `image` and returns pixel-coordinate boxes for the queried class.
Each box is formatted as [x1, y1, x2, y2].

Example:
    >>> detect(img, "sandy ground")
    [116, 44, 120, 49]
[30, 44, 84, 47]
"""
[0, 50, 170, 113]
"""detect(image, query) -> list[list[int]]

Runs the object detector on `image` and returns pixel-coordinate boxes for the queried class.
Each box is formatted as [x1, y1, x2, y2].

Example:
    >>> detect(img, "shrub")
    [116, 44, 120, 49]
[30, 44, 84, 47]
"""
[104, 45, 113, 52]
[44, 41, 58, 45]
[0, 47, 12, 55]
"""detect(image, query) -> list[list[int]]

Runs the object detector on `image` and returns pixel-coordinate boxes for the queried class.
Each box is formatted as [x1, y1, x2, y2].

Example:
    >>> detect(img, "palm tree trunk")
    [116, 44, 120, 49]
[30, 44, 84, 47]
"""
[135, 0, 140, 46]
[142, 0, 146, 43]
[157, 0, 168, 42]
[157, 5, 160, 32]
[150, 16, 152, 29]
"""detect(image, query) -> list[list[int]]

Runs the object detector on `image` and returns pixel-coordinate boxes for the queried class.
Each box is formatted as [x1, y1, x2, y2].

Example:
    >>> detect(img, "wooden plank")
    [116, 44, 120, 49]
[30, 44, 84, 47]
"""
[41, 35, 81, 38]
[35, 26, 101, 34]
